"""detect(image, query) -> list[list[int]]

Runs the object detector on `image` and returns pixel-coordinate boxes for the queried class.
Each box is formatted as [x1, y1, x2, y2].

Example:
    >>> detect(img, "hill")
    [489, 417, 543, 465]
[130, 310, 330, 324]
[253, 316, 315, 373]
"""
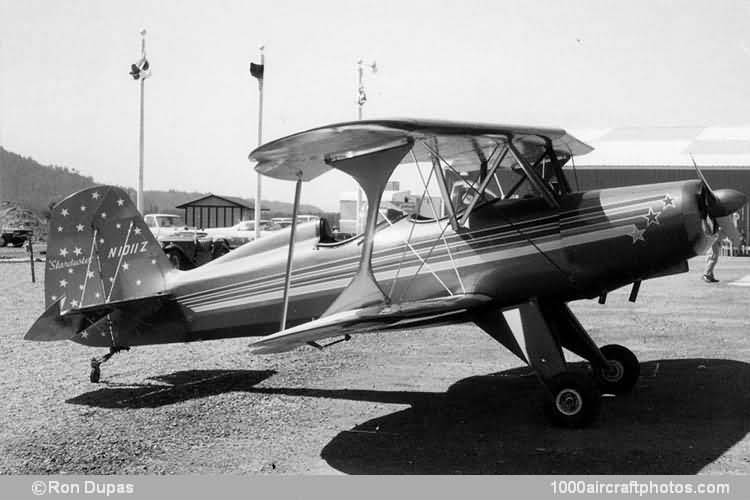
[0, 146, 324, 220]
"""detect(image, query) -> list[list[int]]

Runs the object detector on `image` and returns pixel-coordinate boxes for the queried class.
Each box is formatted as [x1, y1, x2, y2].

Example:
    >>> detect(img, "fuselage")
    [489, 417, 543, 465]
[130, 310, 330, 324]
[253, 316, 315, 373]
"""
[75, 180, 707, 347]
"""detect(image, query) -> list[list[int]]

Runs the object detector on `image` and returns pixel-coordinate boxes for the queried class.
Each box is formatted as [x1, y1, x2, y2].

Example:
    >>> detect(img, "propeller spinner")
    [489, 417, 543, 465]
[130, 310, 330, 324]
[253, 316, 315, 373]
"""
[690, 154, 747, 219]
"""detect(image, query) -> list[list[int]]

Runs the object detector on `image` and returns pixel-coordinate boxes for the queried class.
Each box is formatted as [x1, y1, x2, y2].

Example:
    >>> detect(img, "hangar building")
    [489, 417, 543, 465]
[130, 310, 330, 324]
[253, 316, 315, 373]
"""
[176, 194, 268, 229]
[569, 126, 750, 242]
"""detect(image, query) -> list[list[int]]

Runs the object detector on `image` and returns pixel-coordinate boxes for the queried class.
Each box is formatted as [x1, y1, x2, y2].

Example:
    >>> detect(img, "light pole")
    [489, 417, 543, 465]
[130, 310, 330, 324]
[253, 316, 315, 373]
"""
[355, 59, 377, 233]
[252, 46, 265, 239]
[136, 28, 147, 213]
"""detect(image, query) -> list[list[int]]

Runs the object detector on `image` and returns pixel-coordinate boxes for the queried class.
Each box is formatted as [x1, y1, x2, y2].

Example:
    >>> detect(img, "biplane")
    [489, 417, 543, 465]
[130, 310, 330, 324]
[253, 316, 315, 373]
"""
[26, 119, 746, 427]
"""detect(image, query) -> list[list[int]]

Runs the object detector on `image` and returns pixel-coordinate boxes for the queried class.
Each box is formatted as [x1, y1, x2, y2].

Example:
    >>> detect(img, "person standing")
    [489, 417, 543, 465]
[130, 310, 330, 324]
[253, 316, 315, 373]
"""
[703, 215, 742, 283]
[703, 226, 725, 283]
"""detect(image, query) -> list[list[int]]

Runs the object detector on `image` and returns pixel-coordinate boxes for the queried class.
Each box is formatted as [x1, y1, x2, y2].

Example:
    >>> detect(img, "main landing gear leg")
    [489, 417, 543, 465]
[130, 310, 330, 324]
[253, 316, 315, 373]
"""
[475, 299, 601, 427]
[540, 302, 640, 395]
[90, 346, 130, 383]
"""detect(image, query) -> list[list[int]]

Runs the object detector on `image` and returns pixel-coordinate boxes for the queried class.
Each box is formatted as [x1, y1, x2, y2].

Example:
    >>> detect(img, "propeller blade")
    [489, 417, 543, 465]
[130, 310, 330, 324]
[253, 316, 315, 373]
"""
[689, 153, 713, 193]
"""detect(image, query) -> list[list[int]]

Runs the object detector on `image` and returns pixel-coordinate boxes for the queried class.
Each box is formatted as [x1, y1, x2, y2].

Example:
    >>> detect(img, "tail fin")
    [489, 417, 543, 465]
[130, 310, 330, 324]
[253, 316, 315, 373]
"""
[43, 186, 172, 314]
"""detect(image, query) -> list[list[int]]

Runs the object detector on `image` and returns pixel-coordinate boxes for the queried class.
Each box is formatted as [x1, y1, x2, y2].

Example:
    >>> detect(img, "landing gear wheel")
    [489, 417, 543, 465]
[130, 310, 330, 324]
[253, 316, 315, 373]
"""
[90, 358, 101, 383]
[596, 344, 640, 394]
[544, 371, 601, 428]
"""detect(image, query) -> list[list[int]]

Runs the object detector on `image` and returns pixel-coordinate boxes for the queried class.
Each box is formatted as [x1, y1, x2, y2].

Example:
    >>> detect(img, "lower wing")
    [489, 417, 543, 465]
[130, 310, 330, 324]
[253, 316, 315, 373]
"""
[249, 293, 493, 354]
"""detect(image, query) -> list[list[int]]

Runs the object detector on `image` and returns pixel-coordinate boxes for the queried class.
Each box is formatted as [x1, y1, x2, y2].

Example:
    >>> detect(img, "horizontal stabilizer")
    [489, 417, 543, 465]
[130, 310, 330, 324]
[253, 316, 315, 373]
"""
[25, 295, 171, 341]
[24, 298, 78, 341]
[249, 294, 492, 354]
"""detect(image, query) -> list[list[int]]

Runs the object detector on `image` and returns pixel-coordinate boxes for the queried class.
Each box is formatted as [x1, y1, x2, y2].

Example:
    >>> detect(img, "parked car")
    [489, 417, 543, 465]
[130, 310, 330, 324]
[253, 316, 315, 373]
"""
[0, 226, 33, 247]
[144, 213, 230, 270]
[159, 230, 230, 270]
[143, 213, 192, 239]
[202, 220, 274, 249]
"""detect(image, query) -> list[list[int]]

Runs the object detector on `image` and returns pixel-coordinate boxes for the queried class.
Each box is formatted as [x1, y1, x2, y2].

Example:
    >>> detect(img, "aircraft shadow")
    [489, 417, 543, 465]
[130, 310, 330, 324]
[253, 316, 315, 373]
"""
[309, 358, 748, 474]
[63, 360, 750, 473]
[66, 369, 276, 409]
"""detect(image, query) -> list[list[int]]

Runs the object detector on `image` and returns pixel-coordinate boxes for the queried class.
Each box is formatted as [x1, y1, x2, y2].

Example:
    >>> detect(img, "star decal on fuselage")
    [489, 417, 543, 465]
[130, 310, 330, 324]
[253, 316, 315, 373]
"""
[643, 207, 660, 227]
[662, 194, 675, 209]
[629, 225, 646, 244]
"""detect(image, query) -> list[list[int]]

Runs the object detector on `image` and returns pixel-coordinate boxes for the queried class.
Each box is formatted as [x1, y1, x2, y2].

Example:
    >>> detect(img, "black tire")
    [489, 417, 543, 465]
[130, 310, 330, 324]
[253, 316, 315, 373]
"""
[596, 344, 640, 394]
[12, 239, 25, 248]
[544, 371, 601, 428]
[165, 249, 184, 270]
[89, 359, 101, 383]
[212, 240, 230, 259]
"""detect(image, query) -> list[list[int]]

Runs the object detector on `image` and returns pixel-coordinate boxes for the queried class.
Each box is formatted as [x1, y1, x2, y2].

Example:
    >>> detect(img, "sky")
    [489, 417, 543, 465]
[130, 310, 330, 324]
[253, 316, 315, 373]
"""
[3, 0, 750, 211]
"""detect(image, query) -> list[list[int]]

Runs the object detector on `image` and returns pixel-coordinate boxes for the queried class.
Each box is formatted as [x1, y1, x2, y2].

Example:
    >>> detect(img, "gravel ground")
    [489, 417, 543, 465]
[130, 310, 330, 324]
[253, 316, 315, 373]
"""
[1, 249, 749, 475]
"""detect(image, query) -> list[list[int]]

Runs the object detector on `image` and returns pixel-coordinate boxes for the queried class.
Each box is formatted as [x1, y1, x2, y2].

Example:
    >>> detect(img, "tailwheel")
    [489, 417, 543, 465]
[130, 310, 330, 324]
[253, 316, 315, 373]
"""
[544, 371, 601, 428]
[88, 346, 130, 383]
[595, 344, 640, 394]
[90, 358, 101, 383]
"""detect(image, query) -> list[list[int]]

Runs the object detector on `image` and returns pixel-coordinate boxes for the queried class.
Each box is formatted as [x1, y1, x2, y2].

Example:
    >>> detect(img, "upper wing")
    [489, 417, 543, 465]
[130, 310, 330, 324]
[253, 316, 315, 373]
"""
[248, 293, 493, 354]
[249, 118, 593, 181]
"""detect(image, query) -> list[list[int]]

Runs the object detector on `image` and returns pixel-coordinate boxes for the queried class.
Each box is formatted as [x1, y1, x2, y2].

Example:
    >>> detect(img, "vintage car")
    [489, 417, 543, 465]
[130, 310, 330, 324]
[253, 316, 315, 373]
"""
[158, 230, 230, 270]
[143, 213, 192, 238]
[144, 214, 230, 270]
[202, 220, 275, 249]
[0, 226, 33, 247]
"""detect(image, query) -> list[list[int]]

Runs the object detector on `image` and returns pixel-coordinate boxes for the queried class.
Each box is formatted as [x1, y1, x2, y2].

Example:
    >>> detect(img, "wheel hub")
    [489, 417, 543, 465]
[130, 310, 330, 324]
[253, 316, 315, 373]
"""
[602, 360, 624, 383]
[555, 388, 583, 416]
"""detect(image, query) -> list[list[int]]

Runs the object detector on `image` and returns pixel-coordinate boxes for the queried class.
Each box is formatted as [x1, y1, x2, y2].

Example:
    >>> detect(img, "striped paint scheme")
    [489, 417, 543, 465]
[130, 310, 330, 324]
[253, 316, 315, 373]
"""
[176, 192, 673, 314]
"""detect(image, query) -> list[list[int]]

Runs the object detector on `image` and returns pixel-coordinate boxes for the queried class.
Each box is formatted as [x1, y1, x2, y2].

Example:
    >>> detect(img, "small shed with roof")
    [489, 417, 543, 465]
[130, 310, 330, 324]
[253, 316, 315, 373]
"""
[175, 194, 267, 229]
